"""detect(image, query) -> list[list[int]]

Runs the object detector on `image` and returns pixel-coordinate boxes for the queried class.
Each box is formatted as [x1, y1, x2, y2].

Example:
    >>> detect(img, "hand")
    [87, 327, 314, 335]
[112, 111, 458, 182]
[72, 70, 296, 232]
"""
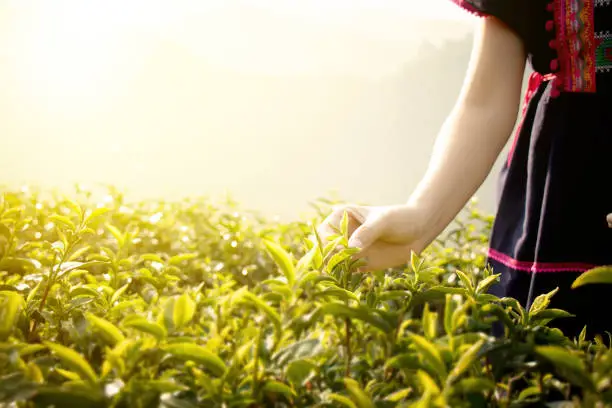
[316, 204, 432, 273]
[607, 213, 612, 228]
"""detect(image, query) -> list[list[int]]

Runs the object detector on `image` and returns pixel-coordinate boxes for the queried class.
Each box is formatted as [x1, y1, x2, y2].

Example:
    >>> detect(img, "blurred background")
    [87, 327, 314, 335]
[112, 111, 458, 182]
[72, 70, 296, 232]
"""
[0, 0, 517, 219]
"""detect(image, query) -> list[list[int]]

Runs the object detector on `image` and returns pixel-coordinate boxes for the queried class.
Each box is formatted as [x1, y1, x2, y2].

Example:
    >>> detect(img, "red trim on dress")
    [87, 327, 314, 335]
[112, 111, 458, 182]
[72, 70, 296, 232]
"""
[488, 248, 599, 273]
[449, 0, 487, 16]
[507, 73, 557, 165]
[550, 0, 596, 94]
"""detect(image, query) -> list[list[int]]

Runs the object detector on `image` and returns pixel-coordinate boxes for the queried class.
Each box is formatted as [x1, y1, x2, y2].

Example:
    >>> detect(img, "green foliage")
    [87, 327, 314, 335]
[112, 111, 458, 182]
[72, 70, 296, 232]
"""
[0, 188, 611, 407]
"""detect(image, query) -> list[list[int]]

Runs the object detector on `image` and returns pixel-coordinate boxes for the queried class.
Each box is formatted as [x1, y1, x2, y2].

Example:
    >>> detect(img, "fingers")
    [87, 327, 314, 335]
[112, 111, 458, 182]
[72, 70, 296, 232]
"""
[348, 220, 381, 250]
[316, 205, 368, 243]
[607, 213, 612, 228]
[354, 242, 412, 273]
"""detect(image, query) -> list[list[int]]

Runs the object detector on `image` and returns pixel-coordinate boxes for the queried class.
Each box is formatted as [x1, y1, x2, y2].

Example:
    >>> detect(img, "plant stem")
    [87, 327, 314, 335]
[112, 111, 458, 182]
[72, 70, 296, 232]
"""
[253, 328, 263, 399]
[345, 318, 352, 378]
[29, 252, 60, 341]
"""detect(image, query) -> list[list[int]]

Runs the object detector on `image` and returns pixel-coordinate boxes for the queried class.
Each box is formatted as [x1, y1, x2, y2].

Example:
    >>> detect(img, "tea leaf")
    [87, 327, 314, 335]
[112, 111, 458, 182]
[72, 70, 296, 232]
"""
[55, 368, 81, 381]
[313, 287, 359, 303]
[340, 210, 350, 240]
[122, 317, 167, 340]
[417, 370, 441, 394]
[105, 224, 125, 247]
[173, 293, 196, 328]
[296, 244, 322, 273]
[44, 342, 98, 386]
[444, 294, 455, 335]
[384, 353, 421, 370]
[409, 334, 447, 379]
[529, 288, 559, 316]
[163, 343, 227, 377]
[535, 346, 595, 391]
[384, 388, 412, 402]
[344, 377, 374, 408]
[431, 286, 469, 296]
[240, 291, 282, 333]
[446, 340, 484, 386]
[286, 359, 316, 385]
[454, 378, 495, 394]
[168, 253, 198, 265]
[475, 274, 500, 294]
[572, 267, 612, 288]
[84, 208, 110, 225]
[109, 283, 130, 305]
[141, 253, 165, 264]
[58, 261, 106, 279]
[262, 380, 296, 397]
[326, 250, 357, 274]
[320, 303, 391, 333]
[517, 386, 540, 401]
[531, 309, 574, 322]
[0, 291, 25, 340]
[455, 270, 474, 293]
[328, 394, 358, 408]
[31, 388, 105, 408]
[49, 214, 76, 231]
[263, 239, 296, 286]
[85, 313, 125, 346]
[63, 197, 83, 218]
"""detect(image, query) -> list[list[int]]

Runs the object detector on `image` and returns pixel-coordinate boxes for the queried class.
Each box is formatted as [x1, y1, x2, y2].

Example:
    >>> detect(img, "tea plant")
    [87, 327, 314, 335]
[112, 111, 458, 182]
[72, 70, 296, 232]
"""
[0, 187, 611, 408]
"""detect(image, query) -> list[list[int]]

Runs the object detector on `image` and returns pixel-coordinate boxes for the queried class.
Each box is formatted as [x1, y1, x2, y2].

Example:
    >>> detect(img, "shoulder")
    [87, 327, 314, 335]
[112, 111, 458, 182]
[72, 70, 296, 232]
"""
[450, 0, 556, 73]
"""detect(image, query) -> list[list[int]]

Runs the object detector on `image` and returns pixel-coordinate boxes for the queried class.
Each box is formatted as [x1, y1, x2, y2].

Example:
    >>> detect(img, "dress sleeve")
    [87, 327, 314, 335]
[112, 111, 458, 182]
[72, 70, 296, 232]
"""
[450, 0, 531, 47]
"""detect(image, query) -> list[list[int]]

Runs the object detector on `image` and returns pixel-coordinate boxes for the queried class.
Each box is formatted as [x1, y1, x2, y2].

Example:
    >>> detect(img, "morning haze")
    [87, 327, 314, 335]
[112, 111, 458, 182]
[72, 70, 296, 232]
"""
[0, 1, 514, 220]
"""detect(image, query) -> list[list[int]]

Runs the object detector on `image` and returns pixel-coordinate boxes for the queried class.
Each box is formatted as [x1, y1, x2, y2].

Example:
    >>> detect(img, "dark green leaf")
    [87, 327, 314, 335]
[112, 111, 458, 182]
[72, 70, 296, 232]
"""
[535, 346, 595, 391]
[409, 334, 447, 380]
[320, 303, 391, 333]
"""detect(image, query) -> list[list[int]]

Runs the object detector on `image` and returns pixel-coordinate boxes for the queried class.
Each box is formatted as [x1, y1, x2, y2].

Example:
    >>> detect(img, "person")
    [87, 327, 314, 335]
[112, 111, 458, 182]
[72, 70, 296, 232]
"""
[317, 0, 612, 340]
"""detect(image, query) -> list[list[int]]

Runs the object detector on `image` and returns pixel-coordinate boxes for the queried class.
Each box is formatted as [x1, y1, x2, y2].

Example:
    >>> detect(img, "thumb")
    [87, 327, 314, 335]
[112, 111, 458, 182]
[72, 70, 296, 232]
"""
[348, 214, 385, 250]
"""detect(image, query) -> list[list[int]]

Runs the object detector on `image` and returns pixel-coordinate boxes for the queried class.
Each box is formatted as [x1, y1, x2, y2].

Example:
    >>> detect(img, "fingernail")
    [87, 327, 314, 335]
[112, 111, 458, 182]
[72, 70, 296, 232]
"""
[348, 238, 362, 249]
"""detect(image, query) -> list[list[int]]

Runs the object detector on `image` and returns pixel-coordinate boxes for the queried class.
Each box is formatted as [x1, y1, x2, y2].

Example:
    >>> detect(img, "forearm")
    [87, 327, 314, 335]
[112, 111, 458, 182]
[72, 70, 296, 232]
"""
[407, 102, 518, 244]
[405, 17, 525, 246]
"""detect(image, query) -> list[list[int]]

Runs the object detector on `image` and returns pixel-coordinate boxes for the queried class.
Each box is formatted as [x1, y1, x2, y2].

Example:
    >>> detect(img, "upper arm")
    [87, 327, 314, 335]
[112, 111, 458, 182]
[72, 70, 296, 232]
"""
[457, 17, 526, 121]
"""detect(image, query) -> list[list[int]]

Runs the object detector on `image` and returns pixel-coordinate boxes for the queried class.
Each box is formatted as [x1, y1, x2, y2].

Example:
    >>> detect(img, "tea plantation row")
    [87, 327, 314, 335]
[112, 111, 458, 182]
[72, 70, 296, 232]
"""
[0, 187, 611, 408]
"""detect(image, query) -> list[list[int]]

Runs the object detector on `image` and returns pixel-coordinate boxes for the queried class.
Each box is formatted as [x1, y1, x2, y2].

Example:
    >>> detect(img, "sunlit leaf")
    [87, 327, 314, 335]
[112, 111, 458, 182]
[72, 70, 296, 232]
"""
[122, 317, 167, 340]
[173, 293, 196, 328]
[85, 313, 125, 346]
[44, 342, 98, 386]
[344, 377, 374, 408]
[0, 291, 25, 340]
[263, 239, 296, 286]
[163, 343, 227, 377]
[262, 380, 296, 397]
[572, 267, 612, 288]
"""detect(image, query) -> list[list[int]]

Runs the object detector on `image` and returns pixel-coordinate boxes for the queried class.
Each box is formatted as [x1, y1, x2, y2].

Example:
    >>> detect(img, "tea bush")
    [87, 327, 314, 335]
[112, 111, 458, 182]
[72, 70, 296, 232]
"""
[0, 186, 611, 408]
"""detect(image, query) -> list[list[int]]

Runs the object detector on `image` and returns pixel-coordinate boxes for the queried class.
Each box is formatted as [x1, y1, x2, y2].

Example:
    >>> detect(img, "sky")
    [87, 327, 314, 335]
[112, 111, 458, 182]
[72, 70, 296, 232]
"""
[0, 0, 484, 218]
[2, 0, 476, 116]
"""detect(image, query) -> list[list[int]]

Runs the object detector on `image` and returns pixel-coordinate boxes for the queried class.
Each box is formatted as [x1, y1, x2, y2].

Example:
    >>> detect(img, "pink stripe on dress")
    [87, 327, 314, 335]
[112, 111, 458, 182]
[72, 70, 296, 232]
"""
[488, 248, 598, 273]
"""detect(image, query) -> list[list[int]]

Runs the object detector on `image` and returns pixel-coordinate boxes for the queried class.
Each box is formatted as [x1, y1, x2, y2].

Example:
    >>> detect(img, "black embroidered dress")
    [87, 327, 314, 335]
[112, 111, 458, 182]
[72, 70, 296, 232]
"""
[451, 0, 612, 338]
